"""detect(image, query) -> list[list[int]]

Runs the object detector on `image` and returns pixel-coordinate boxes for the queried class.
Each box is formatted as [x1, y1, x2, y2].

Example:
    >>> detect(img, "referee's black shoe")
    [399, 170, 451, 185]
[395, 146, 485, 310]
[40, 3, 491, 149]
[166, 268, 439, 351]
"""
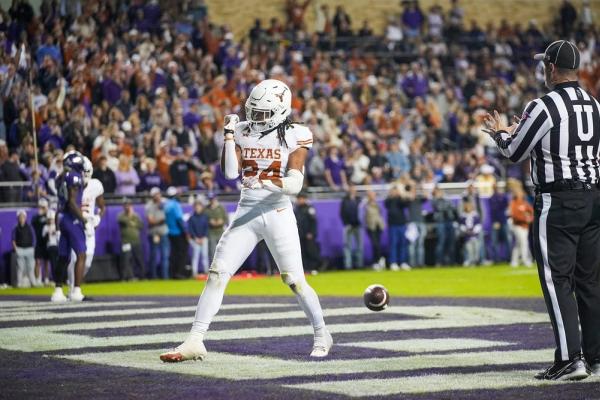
[534, 356, 589, 381]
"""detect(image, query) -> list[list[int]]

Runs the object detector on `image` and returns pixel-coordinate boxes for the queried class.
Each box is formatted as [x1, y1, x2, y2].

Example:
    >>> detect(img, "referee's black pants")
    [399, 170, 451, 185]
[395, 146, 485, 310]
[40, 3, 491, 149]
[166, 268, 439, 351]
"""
[532, 190, 600, 363]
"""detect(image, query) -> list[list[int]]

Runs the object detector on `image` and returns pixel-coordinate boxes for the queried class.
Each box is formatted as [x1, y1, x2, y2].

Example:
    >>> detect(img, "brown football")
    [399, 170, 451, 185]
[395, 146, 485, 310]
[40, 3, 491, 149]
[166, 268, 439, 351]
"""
[363, 284, 390, 312]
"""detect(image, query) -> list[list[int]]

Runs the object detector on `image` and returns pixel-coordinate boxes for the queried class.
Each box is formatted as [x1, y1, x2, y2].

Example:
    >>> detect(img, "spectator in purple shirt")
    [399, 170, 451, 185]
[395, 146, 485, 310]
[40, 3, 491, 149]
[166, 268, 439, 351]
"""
[324, 146, 348, 190]
[143, 1, 162, 32]
[115, 154, 140, 196]
[402, 1, 424, 38]
[138, 158, 162, 192]
[102, 72, 122, 105]
[222, 46, 241, 80]
[459, 201, 482, 266]
[401, 63, 429, 98]
[488, 184, 511, 262]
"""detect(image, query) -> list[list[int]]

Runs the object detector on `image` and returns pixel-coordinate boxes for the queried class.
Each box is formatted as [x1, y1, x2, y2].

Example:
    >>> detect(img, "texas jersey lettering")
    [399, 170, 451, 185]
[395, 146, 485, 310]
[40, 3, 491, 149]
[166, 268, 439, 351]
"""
[234, 121, 313, 205]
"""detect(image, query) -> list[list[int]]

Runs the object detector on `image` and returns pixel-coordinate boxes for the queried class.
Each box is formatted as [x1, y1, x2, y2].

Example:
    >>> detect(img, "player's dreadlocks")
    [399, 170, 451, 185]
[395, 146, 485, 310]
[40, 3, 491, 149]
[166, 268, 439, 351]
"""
[260, 117, 299, 148]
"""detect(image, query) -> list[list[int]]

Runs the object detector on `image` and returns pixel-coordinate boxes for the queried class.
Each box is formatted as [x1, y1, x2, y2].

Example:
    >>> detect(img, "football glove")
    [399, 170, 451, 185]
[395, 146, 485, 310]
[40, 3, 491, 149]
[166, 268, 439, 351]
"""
[224, 114, 239, 135]
[241, 175, 263, 190]
[86, 214, 101, 229]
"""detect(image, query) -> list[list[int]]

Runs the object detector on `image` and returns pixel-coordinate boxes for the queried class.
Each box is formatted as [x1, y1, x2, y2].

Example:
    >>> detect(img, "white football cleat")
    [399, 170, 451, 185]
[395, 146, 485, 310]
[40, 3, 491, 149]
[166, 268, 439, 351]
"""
[160, 336, 207, 362]
[310, 329, 333, 358]
[50, 287, 67, 303]
[69, 287, 85, 302]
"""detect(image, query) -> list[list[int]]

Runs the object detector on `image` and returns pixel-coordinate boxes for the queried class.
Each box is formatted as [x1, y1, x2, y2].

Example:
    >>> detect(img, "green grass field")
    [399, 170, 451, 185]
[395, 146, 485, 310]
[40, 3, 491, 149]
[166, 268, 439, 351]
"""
[0, 264, 542, 298]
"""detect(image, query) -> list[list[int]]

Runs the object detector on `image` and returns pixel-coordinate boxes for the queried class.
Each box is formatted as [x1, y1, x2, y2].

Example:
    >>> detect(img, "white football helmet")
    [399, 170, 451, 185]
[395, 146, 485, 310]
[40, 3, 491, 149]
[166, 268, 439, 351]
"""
[245, 79, 291, 132]
[83, 156, 93, 183]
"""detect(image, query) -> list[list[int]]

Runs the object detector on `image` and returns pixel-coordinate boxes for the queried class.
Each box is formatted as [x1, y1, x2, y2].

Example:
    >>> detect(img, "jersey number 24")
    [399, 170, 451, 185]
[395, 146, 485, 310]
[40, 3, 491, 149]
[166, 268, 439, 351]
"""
[242, 160, 282, 180]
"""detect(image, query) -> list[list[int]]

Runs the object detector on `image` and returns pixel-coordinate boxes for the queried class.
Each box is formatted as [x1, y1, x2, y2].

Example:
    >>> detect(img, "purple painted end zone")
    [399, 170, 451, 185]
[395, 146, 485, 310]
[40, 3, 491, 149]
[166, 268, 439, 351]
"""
[0, 296, 597, 400]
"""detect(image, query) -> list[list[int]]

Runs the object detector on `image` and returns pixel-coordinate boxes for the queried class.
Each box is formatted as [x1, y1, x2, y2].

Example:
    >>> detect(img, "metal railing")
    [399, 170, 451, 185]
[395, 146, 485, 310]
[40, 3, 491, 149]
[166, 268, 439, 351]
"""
[0, 179, 518, 208]
[0, 181, 35, 208]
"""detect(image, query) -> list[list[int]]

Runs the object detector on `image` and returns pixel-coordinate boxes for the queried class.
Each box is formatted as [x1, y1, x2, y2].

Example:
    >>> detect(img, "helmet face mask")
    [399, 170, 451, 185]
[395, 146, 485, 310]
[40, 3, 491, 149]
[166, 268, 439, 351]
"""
[63, 151, 85, 174]
[245, 79, 291, 132]
[246, 107, 272, 122]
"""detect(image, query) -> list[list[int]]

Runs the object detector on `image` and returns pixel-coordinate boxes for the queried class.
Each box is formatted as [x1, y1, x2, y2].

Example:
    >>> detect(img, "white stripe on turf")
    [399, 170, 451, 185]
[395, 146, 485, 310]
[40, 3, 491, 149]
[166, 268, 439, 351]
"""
[0, 306, 548, 352]
[284, 369, 598, 397]
[0, 301, 155, 314]
[23, 307, 402, 331]
[57, 349, 554, 381]
[0, 303, 296, 322]
[339, 338, 515, 353]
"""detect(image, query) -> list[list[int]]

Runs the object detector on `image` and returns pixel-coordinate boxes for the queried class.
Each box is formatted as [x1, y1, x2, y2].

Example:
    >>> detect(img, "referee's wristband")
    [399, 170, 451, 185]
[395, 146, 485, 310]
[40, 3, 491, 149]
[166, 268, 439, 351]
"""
[493, 129, 509, 141]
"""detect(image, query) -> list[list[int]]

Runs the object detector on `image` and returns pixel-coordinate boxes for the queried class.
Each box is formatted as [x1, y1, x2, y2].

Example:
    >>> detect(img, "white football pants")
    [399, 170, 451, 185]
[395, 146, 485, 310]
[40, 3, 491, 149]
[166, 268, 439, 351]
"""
[191, 201, 326, 335]
[67, 233, 95, 292]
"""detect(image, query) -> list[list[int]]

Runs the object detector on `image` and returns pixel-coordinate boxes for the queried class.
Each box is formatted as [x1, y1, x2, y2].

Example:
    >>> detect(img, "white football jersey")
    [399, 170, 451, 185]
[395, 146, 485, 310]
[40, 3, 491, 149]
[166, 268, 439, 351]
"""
[234, 121, 313, 205]
[81, 178, 104, 234]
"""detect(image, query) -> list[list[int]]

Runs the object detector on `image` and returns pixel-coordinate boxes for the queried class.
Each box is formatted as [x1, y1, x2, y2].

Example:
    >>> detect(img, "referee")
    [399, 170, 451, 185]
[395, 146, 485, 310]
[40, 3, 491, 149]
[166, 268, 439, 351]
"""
[485, 40, 600, 381]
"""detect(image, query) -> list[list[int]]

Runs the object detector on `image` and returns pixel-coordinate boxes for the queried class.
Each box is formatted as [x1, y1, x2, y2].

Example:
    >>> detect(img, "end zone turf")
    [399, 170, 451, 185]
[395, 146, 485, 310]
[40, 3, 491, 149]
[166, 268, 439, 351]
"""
[0, 265, 541, 297]
[0, 295, 597, 400]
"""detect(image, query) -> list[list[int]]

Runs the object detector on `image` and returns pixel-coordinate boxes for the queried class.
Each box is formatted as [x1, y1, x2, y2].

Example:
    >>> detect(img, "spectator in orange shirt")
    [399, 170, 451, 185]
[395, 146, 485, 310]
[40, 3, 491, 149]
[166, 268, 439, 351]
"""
[204, 75, 228, 108]
[509, 189, 533, 267]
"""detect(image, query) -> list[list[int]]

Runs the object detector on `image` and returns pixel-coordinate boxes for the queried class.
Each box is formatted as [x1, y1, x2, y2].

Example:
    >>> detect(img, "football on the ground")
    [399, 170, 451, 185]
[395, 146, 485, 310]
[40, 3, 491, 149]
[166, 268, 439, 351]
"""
[363, 284, 390, 312]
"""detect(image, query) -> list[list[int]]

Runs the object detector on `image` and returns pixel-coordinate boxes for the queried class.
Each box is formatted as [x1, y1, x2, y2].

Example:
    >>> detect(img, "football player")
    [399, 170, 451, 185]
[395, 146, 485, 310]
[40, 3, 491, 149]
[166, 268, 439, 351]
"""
[67, 156, 105, 298]
[51, 151, 87, 302]
[160, 79, 332, 362]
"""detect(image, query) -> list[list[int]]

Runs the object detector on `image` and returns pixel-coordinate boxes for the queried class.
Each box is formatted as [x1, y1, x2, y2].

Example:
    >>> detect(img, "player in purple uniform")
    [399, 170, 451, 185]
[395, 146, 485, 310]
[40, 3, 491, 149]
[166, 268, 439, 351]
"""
[50, 151, 88, 302]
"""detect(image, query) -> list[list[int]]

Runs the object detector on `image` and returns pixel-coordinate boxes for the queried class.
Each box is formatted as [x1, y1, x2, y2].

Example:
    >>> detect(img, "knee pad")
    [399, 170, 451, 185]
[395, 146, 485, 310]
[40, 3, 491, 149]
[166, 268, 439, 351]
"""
[281, 272, 305, 294]
[207, 260, 232, 287]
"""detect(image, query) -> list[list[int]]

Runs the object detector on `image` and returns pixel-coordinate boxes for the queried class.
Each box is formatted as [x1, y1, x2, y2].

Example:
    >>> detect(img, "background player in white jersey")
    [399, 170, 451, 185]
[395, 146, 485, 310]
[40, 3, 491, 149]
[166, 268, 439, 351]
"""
[160, 79, 332, 362]
[66, 156, 105, 300]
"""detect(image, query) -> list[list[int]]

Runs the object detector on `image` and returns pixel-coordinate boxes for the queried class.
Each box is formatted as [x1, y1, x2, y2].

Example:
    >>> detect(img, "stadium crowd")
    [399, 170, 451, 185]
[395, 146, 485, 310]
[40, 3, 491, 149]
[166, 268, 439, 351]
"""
[1, 0, 599, 285]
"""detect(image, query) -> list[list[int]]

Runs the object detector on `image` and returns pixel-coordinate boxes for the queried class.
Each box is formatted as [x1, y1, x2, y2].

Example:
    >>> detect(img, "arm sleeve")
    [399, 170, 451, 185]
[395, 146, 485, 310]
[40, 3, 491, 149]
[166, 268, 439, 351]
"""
[223, 138, 240, 180]
[262, 169, 304, 196]
[493, 100, 553, 163]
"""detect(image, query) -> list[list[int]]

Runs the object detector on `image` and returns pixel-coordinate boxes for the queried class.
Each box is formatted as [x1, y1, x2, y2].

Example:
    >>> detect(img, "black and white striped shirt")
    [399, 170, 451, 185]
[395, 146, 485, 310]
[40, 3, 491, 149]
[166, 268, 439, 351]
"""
[494, 81, 600, 185]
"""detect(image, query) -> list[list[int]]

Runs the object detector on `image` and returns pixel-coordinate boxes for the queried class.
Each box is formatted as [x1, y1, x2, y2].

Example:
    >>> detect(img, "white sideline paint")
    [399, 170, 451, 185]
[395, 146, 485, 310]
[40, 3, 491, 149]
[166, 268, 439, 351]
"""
[0, 303, 296, 322]
[0, 301, 154, 314]
[58, 349, 553, 381]
[0, 306, 549, 352]
[339, 338, 515, 353]
[285, 370, 599, 397]
[0, 301, 48, 307]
